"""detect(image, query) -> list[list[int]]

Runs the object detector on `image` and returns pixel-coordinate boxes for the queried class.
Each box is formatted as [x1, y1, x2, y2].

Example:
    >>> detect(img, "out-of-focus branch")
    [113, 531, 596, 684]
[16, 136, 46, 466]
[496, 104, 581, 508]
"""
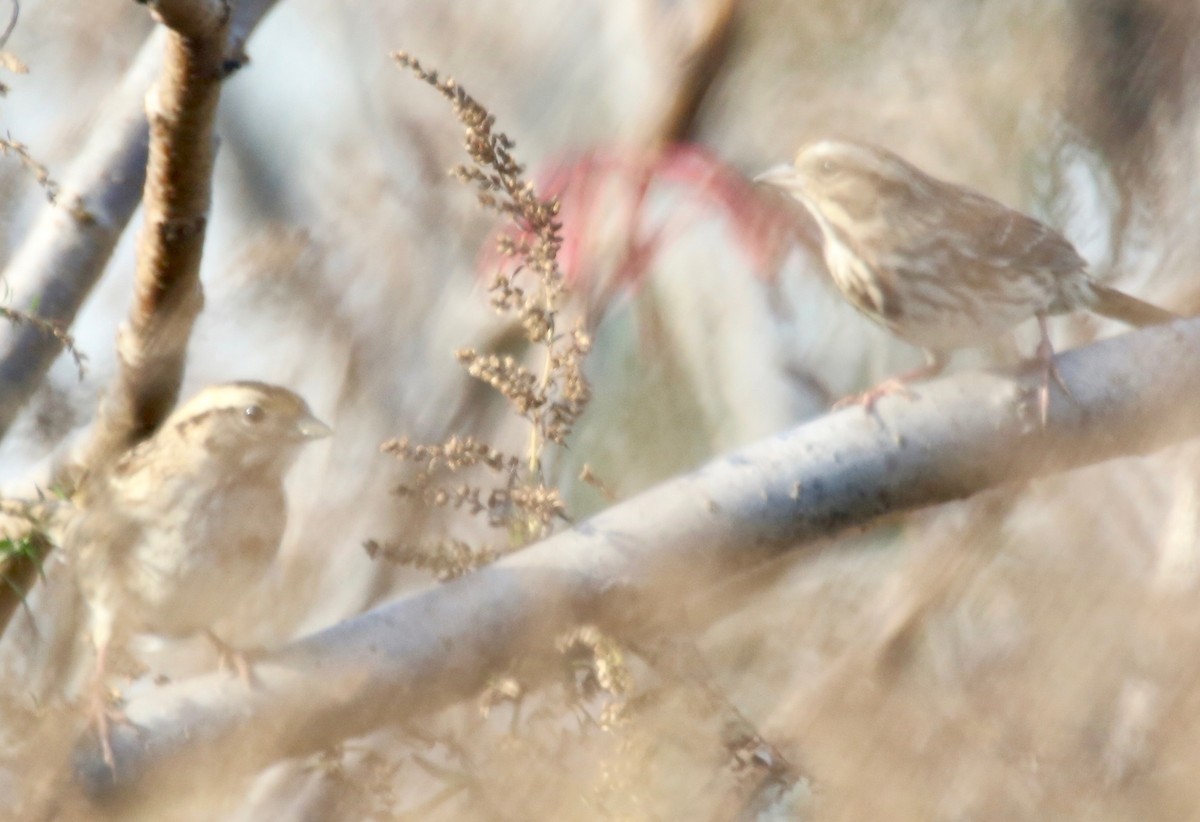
[0, 42, 159, 439]
[0, 1, 19, 52]
[74, 319, 1200, 801]
[79, 0, 229, 464]
[0, 0, 279, 444]
[647, 0, 740, 147]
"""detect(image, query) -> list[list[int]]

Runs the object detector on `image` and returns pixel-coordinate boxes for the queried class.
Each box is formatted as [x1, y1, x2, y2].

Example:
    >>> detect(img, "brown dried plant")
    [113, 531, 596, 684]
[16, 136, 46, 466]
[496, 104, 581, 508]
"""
[367, 53, 593, 579]
[348, 52, 799, 820]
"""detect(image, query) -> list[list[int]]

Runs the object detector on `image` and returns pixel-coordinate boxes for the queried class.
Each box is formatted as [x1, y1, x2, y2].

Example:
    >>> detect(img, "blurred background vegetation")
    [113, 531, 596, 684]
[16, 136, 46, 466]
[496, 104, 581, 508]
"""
[2, 0, 1200, 818]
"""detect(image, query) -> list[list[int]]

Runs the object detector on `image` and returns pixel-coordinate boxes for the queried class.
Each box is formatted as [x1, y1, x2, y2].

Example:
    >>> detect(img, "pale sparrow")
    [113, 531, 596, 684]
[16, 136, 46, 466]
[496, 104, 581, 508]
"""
[755, 140, 1176, 420]
[66, 381, 330, 767]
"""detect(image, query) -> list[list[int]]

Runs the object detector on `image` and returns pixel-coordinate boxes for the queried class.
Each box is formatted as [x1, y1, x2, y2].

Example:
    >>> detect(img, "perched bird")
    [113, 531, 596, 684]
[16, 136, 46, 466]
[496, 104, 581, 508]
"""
[67, 381, 331, 767]
[755, 139, 1177, 420]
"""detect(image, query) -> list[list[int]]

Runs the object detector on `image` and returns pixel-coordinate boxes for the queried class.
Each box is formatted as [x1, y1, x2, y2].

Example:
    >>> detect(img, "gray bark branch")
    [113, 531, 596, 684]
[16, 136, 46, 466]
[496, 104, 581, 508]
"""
[75, 318, 1200, 800]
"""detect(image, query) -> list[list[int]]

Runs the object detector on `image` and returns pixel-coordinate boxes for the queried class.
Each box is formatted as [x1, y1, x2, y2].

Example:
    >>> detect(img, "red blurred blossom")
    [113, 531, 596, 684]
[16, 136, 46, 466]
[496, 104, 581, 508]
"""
[478, 143, 819, 324]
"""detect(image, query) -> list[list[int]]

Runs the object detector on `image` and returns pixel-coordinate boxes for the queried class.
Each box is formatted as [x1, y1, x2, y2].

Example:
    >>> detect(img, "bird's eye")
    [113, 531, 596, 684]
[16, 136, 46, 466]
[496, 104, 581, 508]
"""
[819, 160, 837, 176]
[244, 404, 265, 423]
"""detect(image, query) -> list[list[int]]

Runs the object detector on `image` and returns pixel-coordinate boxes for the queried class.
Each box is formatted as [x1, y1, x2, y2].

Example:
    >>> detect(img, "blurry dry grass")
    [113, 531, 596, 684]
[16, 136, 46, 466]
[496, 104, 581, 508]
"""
[2, 0, 1200, 819]
[709, 467, 1200, 821]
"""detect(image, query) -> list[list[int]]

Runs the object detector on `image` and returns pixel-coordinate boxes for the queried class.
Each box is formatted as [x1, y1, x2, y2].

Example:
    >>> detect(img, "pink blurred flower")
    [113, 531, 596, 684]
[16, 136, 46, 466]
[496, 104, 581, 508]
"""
[479, 143, 818, 324]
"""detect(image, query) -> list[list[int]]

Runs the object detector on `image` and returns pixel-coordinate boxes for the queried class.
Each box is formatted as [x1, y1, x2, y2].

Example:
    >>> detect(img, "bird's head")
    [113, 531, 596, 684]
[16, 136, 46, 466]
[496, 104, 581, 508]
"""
[754, 139, 935, 233]
[162, 381, 331, 473]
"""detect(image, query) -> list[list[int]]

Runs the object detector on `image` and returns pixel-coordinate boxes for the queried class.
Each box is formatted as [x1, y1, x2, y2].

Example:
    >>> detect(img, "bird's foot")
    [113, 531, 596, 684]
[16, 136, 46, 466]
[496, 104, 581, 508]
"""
[833, 352, 946, 414]
[834, 377, 916, 412]
[204, 629, 260, 686]
[1035, 317, 1075, 426]
[88, 682, 129, 773]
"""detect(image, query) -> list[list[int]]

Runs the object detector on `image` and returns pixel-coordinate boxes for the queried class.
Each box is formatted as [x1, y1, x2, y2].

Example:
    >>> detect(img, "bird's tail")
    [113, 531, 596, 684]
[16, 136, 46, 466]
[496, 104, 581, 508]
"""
[1089, 283, 1178, 327]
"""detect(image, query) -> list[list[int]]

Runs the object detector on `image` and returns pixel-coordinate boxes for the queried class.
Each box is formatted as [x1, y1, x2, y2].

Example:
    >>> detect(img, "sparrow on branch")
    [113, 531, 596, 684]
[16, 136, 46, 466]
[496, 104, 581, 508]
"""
[755, 139, 1177, 420]
[67, 381, 330, 768]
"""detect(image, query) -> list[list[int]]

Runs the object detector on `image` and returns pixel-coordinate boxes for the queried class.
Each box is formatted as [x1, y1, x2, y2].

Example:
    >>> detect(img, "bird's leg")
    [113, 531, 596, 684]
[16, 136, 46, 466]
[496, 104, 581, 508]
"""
[204, 629, 257, 685]
[835, 350, 948, 411]
[88, 641, 124, 771]
[1035, 314, 1074, 426]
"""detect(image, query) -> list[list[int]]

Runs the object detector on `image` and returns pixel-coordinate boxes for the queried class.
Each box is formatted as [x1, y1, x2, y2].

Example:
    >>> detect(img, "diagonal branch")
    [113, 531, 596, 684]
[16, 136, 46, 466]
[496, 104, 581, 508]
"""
[73, 318, 1200, 801]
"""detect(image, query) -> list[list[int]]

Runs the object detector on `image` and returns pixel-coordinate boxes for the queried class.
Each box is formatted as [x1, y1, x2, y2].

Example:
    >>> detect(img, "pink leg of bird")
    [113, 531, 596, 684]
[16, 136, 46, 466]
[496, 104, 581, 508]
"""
[204, 629, 257, 685]
[89, 641, 122, 771]
[835, 350, 948, 412]
[1035, 314, 1074, 425]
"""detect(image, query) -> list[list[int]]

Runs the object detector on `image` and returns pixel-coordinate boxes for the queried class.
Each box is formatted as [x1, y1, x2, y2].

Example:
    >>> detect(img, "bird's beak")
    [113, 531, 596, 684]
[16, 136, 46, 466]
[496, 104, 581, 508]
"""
[752, 164, 803, 191]
[296, 415, 333, 440]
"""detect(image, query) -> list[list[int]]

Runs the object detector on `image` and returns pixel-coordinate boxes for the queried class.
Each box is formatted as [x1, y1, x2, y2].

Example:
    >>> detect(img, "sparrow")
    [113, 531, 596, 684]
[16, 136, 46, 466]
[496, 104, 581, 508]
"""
[66, 381, 330, 768]
[755, 139, 1176, 420]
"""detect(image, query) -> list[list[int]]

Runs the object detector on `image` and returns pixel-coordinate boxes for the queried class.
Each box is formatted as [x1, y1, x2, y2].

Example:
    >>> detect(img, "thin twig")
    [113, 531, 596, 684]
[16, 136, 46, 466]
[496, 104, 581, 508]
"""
[0, 305, 84, 377]
[0, 133, 60, 202]
[0, 0, 18, 52]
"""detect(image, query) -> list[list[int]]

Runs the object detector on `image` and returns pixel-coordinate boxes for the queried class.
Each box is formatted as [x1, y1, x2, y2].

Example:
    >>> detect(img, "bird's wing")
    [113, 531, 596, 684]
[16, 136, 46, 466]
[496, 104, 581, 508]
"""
[949, 187, 1087, 275]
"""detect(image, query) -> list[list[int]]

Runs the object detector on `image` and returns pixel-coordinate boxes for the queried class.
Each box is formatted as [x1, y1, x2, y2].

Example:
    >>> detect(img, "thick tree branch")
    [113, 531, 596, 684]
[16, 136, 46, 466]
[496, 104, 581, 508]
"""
[149, 0, 230, 41]
[74, 319, 1200, 800]
[79, 0, 230, 464]
[0, 0, 281, 640]
[0, 0, 279, 444]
